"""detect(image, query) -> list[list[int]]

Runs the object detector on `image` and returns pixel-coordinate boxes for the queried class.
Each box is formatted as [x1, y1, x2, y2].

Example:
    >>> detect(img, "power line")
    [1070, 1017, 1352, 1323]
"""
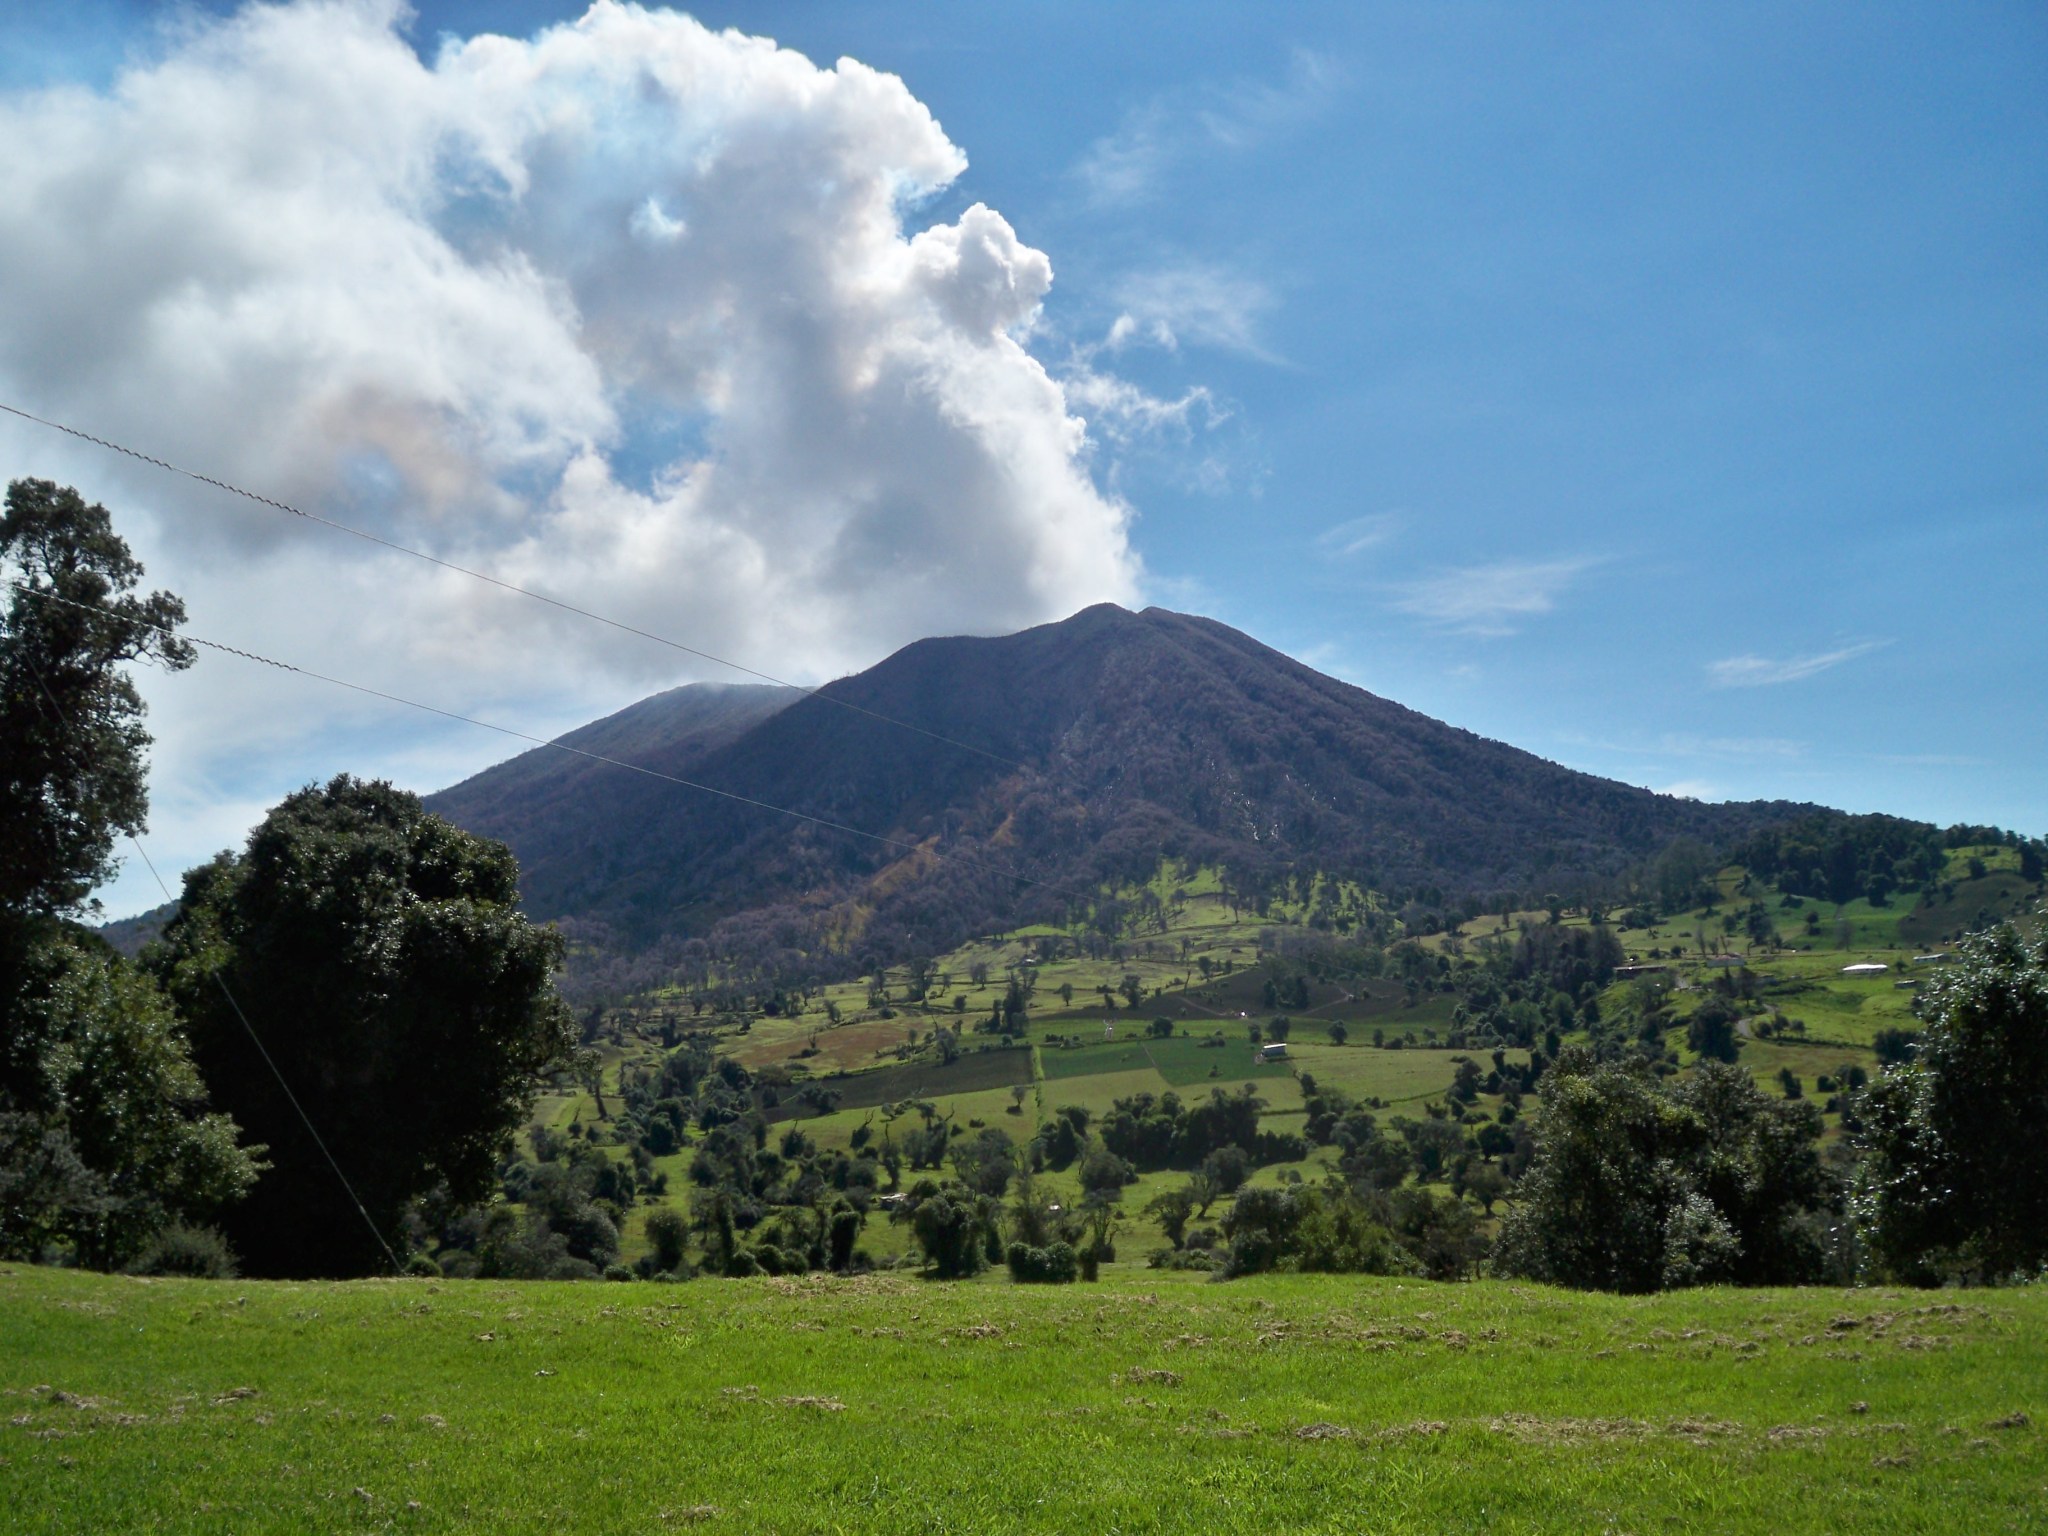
[11, 582, 1087, 904]
[13, 644, 404, 1278]
[0, 399, 1046, 780]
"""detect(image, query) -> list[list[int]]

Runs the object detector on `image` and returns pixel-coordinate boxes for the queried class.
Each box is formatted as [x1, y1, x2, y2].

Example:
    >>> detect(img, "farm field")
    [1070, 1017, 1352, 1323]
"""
[3, 1265, 2042, 1534]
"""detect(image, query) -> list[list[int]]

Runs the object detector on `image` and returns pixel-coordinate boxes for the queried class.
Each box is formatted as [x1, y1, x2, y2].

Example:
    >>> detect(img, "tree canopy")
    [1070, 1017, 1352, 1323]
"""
[0, 929, 261, 1266]
[1854, 908, 2048, 1284]
[1494, 1050, 1836, 1292]
[0, 477, 192, 919]
[0, 480, 258, 1268]
[154, 777, 576, 1276]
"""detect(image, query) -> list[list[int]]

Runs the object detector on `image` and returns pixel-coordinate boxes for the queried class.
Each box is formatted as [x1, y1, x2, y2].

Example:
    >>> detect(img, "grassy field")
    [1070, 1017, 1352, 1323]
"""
[3, 1265, 2042, 1534]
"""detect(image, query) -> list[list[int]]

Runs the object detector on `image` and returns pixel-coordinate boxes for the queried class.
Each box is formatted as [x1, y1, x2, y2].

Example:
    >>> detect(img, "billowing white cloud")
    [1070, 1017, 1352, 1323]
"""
[0, 1, 1150, 908]
[1705, 641, 1887, 688]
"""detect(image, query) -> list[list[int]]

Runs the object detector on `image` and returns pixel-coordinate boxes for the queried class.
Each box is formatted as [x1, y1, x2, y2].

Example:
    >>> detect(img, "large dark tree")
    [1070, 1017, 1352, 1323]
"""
[154, 777, 577, 1276]
[1854, 908, 2048, 1284]
[0, 477, 192, 920]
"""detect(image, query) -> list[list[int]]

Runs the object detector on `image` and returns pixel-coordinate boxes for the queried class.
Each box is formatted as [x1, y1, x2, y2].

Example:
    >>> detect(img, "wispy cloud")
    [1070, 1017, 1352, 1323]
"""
[1873, 751, 1988, 769]
[1657, 733, 1807, 760]
[1073, 48, 1343, 205]
[1103, 264, 1279, 362]
[1388, 556, 1600, 637]
[1060, 369, 1222, 447]
[1705, 641, 1888, 688]
[1139, 569, 1217, 614]
[1314, 512, 1401, 557]
[1552, 728, 1810, 766]
[1074, 103, 1171, 204]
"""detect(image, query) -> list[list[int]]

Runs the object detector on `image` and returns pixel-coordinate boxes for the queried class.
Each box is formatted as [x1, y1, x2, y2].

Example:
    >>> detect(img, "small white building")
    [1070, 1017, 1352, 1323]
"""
[1841, 963, 1890, 978]
[1260, 1042, 1289, 1062]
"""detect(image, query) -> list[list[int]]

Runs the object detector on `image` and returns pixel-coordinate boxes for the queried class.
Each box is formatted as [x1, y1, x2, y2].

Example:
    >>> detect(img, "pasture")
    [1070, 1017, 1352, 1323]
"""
[3, 1265, 2041, 1533]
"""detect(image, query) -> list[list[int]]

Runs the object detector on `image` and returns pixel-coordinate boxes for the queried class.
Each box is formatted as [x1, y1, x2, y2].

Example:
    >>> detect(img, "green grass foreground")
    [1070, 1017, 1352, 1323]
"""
[2, 1266, 2042, 1534]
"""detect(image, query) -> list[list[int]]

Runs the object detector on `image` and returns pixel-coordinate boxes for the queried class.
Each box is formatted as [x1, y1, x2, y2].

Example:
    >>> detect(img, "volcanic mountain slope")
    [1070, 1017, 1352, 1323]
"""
[425, 680, 798, 892]
[427, 605, 1816, 965]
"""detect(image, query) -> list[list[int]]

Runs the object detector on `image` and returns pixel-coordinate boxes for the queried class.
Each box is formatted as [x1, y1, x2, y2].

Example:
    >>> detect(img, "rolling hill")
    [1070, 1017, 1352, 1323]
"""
[424, 604, 1817, 981]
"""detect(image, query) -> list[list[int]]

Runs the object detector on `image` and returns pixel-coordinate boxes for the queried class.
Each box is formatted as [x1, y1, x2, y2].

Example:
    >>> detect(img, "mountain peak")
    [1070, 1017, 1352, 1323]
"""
[429, 608, 1814, 973]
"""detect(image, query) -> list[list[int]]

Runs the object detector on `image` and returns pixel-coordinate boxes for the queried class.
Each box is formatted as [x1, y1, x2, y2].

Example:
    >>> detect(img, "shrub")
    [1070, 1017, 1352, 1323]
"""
[1005, 1240, 1079, 1283]
[644, 1207, 689, 1273]
[1201, 1145, 1250, 1194]
[405, 1253, 443, 1278]
[910, 1193, 988, 1279]
[1145, 1246, 1216, 1272]
[125, 1223, 238, 1279]
[1686, 999, 1742, 1063]
[602, 1263, 636, 1282]
[1218, 1187, 1296, 1277]
[827, 1207, 862, 1272]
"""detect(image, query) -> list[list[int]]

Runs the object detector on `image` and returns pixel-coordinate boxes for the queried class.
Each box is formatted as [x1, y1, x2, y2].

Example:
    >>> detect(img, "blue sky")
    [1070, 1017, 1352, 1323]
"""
[4, 3, 2044, 915]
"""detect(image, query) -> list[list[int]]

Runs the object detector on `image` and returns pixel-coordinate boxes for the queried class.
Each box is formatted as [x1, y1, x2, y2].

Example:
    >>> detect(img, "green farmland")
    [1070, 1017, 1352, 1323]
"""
[524, 848, 2045, 1265]
[4, 1265, 2042, 1534]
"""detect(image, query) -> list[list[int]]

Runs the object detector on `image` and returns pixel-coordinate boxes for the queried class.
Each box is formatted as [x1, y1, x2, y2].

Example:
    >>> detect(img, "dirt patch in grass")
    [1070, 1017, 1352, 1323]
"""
[1292, 1422, 1354, 1441]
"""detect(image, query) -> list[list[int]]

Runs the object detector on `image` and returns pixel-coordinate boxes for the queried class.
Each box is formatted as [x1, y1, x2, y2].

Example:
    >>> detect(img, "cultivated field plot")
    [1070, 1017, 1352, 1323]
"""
[767, 1046, 1034, 1119]
[3, 1267, 2041, 1533]
[1287, 1044, 1520, 1106]
[1040, 1036, 1292, 1086]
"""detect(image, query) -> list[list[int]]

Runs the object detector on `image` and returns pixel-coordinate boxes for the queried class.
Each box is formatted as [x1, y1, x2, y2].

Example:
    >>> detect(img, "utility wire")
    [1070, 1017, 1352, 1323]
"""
[0, 400, 1047, 780]
[11, 582, 1087, 904]
[13, 643, 405, 1278]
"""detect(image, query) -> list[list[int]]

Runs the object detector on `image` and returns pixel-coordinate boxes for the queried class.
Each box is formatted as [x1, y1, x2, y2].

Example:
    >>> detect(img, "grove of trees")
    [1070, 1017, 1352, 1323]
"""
[3, 479, 574, 1278]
